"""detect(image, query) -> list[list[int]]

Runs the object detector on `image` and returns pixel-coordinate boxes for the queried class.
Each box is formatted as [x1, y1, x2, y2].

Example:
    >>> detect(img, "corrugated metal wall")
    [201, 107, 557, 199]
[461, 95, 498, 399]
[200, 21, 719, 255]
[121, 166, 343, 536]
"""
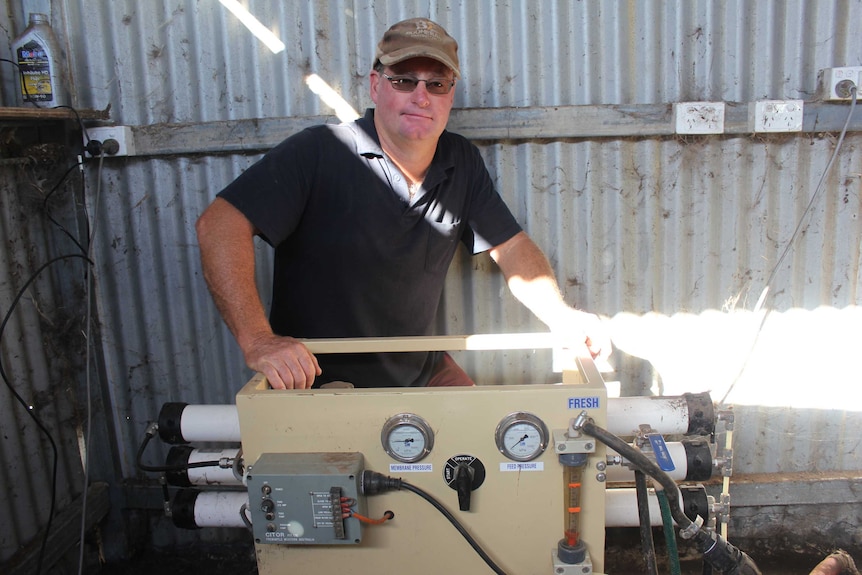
[2, 0, 861, 561]
[0, 154, 92, 563]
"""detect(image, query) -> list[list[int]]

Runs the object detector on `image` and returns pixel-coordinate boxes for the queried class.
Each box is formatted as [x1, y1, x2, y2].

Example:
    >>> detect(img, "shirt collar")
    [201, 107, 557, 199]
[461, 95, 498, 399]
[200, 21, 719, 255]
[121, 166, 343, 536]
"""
[354, 108, 454, 189]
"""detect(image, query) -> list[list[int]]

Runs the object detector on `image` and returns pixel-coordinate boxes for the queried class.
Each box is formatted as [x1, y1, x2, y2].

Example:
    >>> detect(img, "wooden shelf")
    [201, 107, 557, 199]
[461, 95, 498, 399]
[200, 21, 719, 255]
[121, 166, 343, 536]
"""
[0, 106, 110, 122]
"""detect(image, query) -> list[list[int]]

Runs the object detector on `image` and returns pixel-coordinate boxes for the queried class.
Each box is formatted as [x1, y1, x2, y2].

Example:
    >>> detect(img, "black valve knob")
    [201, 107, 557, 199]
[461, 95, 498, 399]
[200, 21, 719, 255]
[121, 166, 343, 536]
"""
[455, 464, 474, 511]
[444, 455, 486, 511]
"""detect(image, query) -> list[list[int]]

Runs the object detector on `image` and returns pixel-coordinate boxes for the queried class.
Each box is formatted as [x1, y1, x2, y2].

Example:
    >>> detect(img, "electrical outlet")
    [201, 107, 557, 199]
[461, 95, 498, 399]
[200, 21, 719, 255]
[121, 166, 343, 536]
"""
[818, 67, 862, 101]
[673, 102, 725, 134]
[748, 100, 804, 132]
[84, 126, 135, 157]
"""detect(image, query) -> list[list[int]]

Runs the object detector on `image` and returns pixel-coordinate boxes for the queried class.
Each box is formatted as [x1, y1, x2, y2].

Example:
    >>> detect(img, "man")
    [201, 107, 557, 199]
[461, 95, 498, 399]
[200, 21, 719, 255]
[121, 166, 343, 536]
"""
[196, 17, 610, 390]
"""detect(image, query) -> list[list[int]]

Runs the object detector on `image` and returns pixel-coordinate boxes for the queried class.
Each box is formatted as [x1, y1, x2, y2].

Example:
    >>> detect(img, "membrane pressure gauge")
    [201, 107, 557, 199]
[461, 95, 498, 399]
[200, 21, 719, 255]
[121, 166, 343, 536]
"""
[495, 412, 549, 462]
[381, 413, 434, 463]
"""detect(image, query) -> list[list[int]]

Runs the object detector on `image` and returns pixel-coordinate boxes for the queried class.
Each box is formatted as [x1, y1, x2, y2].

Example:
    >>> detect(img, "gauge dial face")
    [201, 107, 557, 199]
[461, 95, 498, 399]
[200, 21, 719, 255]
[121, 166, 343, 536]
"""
[381, 414, 434, 463]
[495, 412, 549, 462]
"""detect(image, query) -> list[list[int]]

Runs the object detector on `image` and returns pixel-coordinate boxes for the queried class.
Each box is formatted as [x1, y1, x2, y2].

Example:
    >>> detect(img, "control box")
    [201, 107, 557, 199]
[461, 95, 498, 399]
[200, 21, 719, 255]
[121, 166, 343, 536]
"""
[245, 452, 366, 545]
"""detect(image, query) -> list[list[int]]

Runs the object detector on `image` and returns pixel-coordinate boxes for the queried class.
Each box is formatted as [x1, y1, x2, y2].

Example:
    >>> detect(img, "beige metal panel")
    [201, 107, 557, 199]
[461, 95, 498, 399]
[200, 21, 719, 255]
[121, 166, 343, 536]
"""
[237, 373, 608, 575]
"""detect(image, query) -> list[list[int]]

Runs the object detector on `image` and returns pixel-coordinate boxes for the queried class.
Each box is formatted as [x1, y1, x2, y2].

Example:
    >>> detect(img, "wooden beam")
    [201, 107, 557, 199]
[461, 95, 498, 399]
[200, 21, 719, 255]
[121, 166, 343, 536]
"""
[300, 332, 560, 354]
[0, 106, 110, 122]
[114, 101, 862, 158]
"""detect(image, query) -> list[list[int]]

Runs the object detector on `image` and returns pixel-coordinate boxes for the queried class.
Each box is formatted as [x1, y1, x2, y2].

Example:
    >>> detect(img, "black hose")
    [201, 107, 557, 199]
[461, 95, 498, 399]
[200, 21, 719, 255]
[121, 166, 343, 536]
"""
[136, 426, 222, 473]
[581, 419, 692, 529]
[578, 417, 763, 575]
[635, 470, 659, 575]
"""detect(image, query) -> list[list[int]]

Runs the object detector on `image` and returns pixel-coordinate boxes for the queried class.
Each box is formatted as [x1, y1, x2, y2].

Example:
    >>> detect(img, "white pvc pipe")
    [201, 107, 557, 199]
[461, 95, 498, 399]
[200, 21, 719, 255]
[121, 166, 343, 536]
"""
[184, 488, 689, 529]
[606, 396, 691, 436]
[605, 443, 689, 483]
[171, 395, 699, 444]
[605, 488, 677, 528]
[174, 442, 692, 488]
[180, 405, 241, 443]
[184, 448, 242, 486]
[192, 491, 249, 528]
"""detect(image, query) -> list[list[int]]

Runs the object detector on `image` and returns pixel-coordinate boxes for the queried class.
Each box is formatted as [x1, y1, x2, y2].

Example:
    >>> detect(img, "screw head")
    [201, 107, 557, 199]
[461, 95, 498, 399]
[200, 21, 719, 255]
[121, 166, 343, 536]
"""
[596, 472, 606, 482]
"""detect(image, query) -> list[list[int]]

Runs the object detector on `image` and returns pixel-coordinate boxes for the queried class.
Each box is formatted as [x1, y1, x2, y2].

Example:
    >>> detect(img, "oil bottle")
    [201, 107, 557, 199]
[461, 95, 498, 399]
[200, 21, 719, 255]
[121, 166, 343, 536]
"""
[12, 13, 70, 107]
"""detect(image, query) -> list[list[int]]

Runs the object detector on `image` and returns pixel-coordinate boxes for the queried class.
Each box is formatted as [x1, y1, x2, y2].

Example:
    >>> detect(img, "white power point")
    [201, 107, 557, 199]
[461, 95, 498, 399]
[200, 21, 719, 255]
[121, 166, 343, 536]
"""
[84, 126, 135, 157]
[818, 67, 862, 101]
[748, 100, 804, 132]
[673, 102, 725, 134]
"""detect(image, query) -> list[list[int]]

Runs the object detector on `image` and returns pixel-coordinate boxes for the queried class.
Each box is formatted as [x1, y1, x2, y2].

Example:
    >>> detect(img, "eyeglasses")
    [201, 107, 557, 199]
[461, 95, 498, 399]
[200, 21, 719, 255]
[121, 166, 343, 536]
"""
[381, 73, 455, 95]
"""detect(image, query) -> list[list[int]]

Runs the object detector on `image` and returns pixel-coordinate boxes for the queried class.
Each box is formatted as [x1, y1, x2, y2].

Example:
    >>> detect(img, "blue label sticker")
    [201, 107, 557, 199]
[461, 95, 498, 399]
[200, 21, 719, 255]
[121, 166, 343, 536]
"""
[567, 396, 601, 410]
[647, 434, 675, 471]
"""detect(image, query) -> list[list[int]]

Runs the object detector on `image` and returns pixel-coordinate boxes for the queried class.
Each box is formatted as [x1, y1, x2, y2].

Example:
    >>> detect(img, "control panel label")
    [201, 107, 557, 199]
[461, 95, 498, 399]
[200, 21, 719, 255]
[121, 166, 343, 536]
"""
[567, 396, 600, 409]
[499, 462, 544, 472]
[389, 463, 434, 473]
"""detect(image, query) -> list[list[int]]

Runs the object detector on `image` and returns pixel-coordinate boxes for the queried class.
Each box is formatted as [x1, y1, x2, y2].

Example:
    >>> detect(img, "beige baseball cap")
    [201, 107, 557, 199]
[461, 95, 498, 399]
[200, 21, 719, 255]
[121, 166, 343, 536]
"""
[375, 18, 461, 78]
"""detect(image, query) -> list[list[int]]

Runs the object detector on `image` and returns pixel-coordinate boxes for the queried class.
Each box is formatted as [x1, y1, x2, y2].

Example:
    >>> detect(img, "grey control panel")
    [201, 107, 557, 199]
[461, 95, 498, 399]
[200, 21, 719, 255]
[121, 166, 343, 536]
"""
[246, 452, 366, 545]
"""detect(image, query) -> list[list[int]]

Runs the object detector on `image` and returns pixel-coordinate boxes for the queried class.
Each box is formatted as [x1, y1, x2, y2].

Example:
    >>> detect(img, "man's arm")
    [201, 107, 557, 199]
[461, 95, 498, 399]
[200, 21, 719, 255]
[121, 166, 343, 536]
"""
[195, 197, 320, 389]
[489, 231, 611, 359]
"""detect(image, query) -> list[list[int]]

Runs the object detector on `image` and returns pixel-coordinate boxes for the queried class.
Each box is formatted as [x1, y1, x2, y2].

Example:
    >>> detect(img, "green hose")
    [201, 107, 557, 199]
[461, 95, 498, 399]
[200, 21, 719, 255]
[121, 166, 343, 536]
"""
[657, 489, 682, 575]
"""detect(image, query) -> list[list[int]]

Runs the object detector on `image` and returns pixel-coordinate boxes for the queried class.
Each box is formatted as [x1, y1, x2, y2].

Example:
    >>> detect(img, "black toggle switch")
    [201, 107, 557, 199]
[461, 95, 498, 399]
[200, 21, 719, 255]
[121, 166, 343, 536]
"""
[455, 464, 474, 511]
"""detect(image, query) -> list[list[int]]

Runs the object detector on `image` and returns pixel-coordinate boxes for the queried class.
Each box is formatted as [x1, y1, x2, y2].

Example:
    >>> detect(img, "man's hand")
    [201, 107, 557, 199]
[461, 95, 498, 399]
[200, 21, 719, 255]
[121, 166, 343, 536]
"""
[547, 307, 613, 362]
[242, 333, 322, 389]
[489, 232, 613, 362]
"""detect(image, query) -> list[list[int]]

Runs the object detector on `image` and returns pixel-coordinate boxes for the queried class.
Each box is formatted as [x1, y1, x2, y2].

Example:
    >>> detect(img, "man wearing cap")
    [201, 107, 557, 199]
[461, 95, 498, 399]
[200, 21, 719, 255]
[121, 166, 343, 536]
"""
[196, 18, 610, 390]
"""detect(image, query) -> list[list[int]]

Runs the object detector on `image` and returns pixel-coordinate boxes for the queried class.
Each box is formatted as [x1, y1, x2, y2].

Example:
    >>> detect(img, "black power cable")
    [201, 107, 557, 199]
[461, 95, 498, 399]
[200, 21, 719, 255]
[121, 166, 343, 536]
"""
[0, 254, 92, 575]
[0, 66, 105, 575]
[360, 470, 509, 575]
[135, 423, 223, 473]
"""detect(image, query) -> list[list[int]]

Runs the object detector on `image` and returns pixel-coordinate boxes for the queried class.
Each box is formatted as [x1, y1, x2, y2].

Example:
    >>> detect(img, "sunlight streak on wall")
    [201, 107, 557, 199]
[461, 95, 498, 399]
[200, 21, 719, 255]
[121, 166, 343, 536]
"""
[305, 74, 360, 122]
[219, 0, 286, 54]
[607, 306, 862, 411]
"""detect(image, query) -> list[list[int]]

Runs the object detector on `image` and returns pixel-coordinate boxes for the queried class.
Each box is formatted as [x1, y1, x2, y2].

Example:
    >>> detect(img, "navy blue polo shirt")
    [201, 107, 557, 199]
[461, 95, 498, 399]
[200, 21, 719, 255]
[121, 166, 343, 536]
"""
[218, 109, 522, 387]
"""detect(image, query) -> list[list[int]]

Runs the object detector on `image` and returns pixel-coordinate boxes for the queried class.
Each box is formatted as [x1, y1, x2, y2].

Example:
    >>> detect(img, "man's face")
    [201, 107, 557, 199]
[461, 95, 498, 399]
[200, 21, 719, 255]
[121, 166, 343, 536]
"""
[370, 57, 456, 146]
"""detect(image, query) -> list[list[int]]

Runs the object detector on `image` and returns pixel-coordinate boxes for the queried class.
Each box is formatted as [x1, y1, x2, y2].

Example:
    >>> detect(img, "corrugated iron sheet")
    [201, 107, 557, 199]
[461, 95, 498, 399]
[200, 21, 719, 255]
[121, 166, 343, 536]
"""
[2, 0, 862, 557]
[0, 159, 89, 562]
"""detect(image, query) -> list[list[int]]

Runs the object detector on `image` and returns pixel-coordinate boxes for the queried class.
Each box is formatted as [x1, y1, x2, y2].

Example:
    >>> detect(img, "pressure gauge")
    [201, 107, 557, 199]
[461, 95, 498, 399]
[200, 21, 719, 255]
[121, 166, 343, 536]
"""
[495, 412, 549, 462]
[381, 413, 434, 463]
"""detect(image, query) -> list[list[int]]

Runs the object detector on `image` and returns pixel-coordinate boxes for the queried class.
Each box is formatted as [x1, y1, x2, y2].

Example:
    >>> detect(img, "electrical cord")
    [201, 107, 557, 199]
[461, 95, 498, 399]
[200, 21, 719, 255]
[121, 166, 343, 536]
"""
[360, 470, 509, 575]
[135, 424, 224, 473]
[41, 159, 90, 255]
[0, 58, 39, 106]
[76, 152, 105, 575]
[0, 254, 92, 575]
[239, 503, 253, 530]
[721, 84, 858, 406]
[2, 59, 109, 575]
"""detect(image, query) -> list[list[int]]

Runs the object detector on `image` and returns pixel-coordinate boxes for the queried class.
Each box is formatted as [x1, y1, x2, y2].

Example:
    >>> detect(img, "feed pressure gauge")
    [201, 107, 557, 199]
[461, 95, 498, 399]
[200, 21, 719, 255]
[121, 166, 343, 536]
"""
[495, 412, 549, 462]
[381, 413, 434, 463]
